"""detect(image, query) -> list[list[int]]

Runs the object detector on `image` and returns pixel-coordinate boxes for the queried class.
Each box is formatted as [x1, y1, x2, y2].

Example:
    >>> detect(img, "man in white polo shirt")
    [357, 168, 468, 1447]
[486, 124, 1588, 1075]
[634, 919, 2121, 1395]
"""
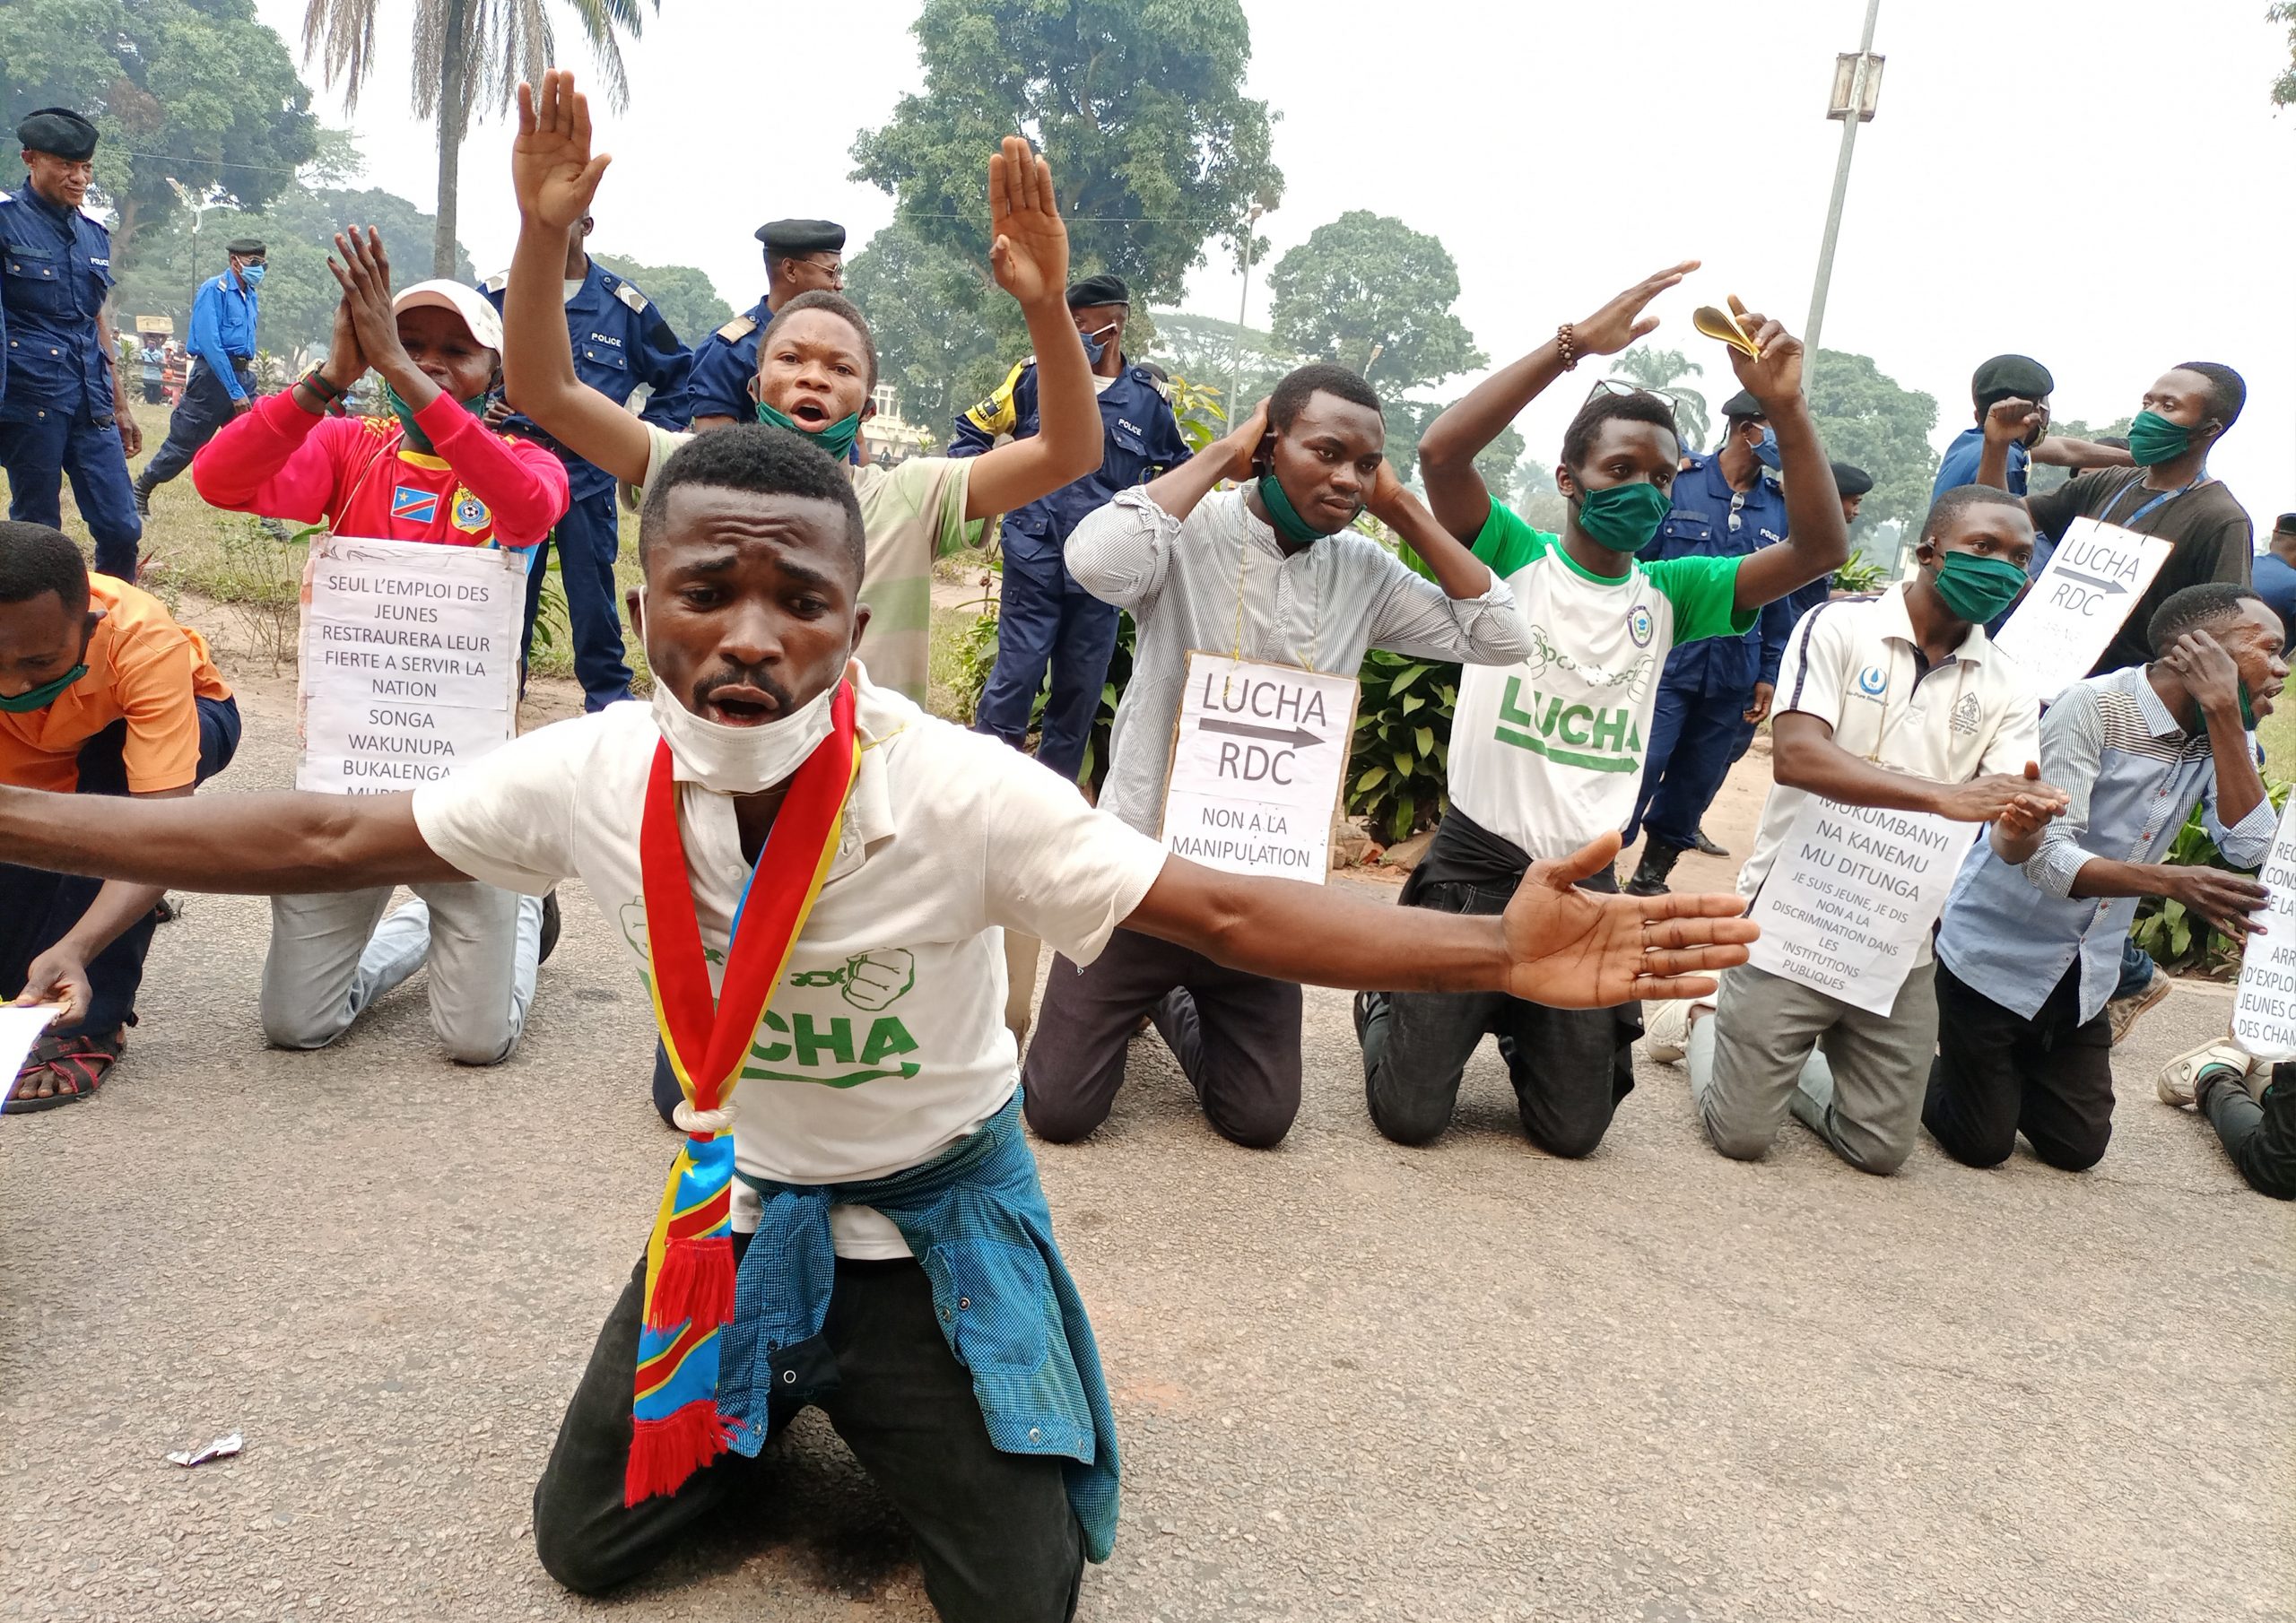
[0, 424, 1757, 1619]
[1662, 484, 2069, 1174]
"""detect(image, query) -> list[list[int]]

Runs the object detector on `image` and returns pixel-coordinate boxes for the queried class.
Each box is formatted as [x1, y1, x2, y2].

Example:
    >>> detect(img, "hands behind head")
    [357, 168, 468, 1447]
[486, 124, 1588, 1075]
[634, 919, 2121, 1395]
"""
[1220, 396, 1273, 483]
[1361, 458, 1411, 527]
[987, 135, 1068, 308]
[515, 70, 613, 232]
[1718, 295, 1802, 403]
[1501, 832, 1759, 1006]
[1574, 260, 1700, 358]
[2163, 629, 2246, 722]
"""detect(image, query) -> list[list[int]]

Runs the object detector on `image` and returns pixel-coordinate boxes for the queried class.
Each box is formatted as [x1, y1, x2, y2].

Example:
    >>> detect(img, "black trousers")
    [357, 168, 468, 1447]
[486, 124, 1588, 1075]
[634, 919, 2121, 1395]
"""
[139, 360, 250, 489]
[1923, 959, 2115, 1171]
[0, 695, 239, 1037]
[1357, 823, 1637, 1156]
[533, 1245, 1083, 1620]
[2204, 1064, 2296, 1200]
[1021, 926, 1303, 1148]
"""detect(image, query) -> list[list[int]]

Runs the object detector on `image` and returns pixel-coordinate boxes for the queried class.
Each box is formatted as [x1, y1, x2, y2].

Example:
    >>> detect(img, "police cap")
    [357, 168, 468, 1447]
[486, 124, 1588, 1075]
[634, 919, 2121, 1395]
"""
[16, 108, 98, 162]
[1831, 461, 1874, 498]
[754, 219, 845, 256]
[1065, 273, 1130, 310]
[225, 238, 266, 258]
[1970, 353, 2053, 406]
[1721, 388, 1764, 422]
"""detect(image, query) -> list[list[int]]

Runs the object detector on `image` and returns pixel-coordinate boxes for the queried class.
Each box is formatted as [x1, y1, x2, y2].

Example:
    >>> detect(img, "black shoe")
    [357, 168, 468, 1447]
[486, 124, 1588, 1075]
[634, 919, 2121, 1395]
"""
[538, 890, 562, 966]
[132, 480, 152, 517]
[1624, 839, 1685, 898]
[1692, 827, 1729, 858]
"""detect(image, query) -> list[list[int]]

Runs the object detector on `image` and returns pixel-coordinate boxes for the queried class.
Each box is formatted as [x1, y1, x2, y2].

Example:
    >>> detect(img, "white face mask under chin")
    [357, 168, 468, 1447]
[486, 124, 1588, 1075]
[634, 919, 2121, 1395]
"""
[650, 681, 838, 795]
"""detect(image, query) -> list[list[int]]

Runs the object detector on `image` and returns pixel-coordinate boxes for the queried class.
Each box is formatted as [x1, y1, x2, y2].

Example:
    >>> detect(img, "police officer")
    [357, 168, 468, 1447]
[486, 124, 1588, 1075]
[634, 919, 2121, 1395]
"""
[1622, 387, 1790, 895]
[686, 218, 844, 430]
[134, 236, 265, 511]
[0, 108, 143, 578]
[480, 213, 692, 709]
[951, 272, 1192, 782]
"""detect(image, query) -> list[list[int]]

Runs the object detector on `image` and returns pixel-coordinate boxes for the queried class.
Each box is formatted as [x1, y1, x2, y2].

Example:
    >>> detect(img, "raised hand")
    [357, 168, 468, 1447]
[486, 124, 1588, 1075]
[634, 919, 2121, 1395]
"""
[514, 70, 613, 232]
[987, 135, 1069, 309]
[1573, 260, 1700, 358]
[1718, 296, 1803, 404]
[1501, 832, 1758, 1005]
[1983, 395, 2046, 448]
[319, 292, 367, 394]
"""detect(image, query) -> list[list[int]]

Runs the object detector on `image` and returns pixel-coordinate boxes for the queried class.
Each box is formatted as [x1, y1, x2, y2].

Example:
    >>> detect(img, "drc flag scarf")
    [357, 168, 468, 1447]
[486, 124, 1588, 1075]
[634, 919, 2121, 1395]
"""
[626, 681, 861, 1505]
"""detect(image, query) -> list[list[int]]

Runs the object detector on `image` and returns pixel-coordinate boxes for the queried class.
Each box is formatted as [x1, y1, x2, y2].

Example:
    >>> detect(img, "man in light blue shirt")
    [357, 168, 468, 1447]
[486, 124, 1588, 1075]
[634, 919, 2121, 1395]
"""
[1926, 583, 2285, 1172]
[135, 237, 265, 508]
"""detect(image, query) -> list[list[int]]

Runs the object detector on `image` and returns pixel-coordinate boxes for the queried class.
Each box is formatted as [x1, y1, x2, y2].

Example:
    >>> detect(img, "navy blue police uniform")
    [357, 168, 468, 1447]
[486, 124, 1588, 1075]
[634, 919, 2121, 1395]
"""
[951, 338, 1191, 781]
[137, 239, 265, 501]
[1622, 447, 1790, 853]
[0, 109, 141, 577]
[481, 258, 692, 709]
[687, 218, 845, 425]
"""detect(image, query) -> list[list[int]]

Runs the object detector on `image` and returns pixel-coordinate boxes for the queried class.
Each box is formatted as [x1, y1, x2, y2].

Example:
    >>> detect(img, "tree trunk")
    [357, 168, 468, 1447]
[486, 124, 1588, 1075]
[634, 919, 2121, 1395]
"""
[432, 0, 470, 279]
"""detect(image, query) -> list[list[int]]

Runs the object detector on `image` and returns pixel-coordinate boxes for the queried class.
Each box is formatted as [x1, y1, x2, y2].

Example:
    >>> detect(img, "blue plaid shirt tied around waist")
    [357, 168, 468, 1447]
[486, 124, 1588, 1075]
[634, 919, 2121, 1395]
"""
[724, 1090, 1119, 1559]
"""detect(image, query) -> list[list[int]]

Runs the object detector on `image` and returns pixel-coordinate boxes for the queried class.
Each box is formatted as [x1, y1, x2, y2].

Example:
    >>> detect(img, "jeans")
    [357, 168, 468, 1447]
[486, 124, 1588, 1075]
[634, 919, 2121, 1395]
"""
[973, 543, 1120, 784]
[259, 882, 543, 1065]
[1625, 677, 1744, 849]
[1923, 959, 2114, 1171]
[521, 480, 634, 711]
[0, 411, 142, 576]
[139, 360, 250, 490]
[2201, 1064, 2296, 1199]
[531, 1246, 1084, 1620]
[2113, 931, 2157, 999]
[0, 695, 239, 1037]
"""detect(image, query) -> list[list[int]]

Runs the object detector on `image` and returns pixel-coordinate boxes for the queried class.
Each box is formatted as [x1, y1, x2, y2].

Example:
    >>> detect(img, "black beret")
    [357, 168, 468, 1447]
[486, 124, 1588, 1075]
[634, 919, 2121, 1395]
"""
[225, 238, 266, 257]
[1721, 388, 1764, 421]
[1831, 461, 1874, 497]
[16, 108, 98, 162]
[2276, 511, 2296, 535]
[1065, 273, 1130, 309]
[754, 219, 845, 256]
[1970, 353, 2053, 404]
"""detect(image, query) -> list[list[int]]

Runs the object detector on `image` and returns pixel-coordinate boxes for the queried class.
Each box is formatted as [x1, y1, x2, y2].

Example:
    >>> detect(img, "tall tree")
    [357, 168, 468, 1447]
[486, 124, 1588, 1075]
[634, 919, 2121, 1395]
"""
[2023, 414, 2134, 497]
[851, 0, 1282, 310]
[0, 0, 319, 260]
[1805, 347, 1938, 533]
[843, 218, 1024, 439]
[1611, 345, 1710, 450]
[2271, 3, 2296, 106]
[1265, 212, 1484, 396]
[299, 0, 654, 278]
[590, 252, 731, 349]
[1145, 311, 1292, 419]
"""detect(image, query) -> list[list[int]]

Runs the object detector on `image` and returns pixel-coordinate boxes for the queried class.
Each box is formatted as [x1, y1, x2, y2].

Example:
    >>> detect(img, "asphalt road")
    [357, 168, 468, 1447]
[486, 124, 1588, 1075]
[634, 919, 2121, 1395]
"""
[4, 681, 2292, 1623]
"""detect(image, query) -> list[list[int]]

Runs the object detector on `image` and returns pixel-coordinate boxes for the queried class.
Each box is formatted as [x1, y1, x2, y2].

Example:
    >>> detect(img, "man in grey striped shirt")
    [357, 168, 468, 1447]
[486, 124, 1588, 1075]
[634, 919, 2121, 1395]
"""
[1926, 583, 2285, 1171]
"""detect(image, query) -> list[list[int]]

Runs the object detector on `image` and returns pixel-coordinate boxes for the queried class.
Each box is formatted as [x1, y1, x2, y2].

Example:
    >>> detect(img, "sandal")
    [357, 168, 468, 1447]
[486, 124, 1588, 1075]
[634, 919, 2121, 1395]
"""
[4, 1028, 125, 1113]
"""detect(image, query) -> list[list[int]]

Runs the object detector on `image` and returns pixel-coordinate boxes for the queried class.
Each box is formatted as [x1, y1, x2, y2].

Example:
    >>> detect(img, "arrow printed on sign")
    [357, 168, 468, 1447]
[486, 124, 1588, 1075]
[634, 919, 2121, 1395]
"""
[2055, 568, 2127, 595]
[1198, 718, 1326, 749]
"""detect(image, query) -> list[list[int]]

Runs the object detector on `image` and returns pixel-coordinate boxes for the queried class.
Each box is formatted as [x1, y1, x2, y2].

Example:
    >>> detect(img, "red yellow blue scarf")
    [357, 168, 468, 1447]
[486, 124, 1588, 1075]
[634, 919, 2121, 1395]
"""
[625, 681, 860, 1506]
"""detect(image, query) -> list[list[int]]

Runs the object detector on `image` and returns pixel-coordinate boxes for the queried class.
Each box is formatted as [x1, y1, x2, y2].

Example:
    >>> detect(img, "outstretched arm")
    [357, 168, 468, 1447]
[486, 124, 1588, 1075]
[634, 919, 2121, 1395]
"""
[0, 785, 464, 896]
[499, 72, 653, 487]
[1416, 262, 1697, 540]
[1123, 832, 1756, 1005]
[1717, 299, 1849, 610]
[959, 138, 1102, 522]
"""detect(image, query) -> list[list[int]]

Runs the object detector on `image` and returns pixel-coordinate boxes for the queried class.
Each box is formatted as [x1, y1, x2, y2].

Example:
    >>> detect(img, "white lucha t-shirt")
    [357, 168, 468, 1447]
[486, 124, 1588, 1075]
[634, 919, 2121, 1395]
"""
[411, 667, 1168, 1256]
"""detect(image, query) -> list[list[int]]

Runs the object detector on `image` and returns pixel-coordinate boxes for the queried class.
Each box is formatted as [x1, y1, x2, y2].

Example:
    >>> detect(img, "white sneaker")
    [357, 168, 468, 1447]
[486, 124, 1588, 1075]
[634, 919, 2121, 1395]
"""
[2108, 961, 2172, 1046]
[1641, 997, 1692, 1065]
[2156, 1037, 2252, 1107]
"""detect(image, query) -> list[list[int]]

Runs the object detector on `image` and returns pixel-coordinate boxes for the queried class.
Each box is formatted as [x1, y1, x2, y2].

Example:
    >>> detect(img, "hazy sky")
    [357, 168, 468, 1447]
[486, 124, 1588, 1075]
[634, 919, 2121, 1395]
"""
[253, 0, 2295, 520]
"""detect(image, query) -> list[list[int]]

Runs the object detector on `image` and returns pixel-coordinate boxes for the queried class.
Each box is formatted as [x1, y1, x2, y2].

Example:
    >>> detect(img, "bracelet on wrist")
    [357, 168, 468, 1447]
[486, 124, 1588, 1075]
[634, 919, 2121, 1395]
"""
[1555, 323, 1580, 373]
[300, 369, 346, 402]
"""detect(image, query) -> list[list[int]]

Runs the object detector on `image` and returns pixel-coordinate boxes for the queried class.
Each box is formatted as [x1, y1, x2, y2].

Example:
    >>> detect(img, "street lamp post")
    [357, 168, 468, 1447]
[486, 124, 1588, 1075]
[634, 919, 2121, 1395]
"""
[1229, 203, 1265, 426]
[1805, 0, 1885, 374]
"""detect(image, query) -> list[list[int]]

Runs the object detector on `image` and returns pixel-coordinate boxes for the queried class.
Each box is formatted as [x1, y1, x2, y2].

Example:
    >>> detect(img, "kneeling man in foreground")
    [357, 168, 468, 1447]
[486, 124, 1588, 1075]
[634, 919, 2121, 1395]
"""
[0, 426, 1755, 1621]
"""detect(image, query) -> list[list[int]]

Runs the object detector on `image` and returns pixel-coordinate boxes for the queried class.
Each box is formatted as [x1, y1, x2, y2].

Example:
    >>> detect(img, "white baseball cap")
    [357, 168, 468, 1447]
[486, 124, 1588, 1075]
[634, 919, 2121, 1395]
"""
[392, 278, 503, 352]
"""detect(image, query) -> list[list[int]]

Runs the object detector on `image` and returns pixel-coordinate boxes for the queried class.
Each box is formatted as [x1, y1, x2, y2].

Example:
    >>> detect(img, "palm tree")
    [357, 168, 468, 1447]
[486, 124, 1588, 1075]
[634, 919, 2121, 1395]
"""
[1612, 346, 1710, 452]
[300, 0, 655, 278]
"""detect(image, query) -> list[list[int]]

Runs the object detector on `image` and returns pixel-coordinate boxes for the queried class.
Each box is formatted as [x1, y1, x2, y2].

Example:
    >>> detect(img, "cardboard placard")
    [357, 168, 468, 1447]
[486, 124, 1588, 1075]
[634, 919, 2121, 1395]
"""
[1743, 794, 1970, 1016]
[1991, 516, 2172, 699]
[296, 534, 524, 794]
[2231, 794, 2296, 1063]
[1159, 651, 1360, 883]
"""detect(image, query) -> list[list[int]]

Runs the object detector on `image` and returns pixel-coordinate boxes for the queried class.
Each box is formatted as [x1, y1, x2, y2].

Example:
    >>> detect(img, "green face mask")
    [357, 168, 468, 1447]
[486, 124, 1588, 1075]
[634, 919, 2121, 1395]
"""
[756, 400, 861, 463]
[2125, 409, 2200, 468]
[1931, 551, 2030, 624]
[1256, 473, 1349, 545]
[1571, 481, 1672, 553]
[386, 383, 489, 456]
[0, 663, 89, 713]
[2239, 681, 2258, 731]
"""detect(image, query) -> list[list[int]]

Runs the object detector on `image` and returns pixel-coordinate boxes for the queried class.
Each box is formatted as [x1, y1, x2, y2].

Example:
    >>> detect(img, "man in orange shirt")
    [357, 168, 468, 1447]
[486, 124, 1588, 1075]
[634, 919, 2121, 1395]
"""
[1, 522, 239, 1107]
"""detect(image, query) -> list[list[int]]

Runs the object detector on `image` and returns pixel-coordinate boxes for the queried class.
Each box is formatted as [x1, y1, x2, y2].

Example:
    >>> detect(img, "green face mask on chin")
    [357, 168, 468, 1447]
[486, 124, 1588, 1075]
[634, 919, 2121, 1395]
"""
[386, 383, 489, 455]
[1570, 481, 1672, 553]
[0, 663, 89, 713]
[756, 400, 862, 463]
[1930, 551, 2030, 624]
[1256, 473, 1352, 545]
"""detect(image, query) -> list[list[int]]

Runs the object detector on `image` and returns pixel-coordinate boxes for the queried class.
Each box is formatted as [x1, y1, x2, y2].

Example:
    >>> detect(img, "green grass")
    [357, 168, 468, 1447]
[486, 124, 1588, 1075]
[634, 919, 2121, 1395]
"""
[2260, 701, 2294, 785]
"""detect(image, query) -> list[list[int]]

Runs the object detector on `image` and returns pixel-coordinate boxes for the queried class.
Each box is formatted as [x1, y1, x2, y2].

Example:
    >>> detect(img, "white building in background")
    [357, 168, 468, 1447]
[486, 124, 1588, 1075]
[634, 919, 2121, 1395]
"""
[861, 383, 935, 464]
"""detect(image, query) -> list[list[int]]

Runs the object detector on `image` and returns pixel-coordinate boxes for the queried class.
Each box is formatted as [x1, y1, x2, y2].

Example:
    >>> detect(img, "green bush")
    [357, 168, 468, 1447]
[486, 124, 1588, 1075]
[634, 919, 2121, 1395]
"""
[1347, 650, 1458, 843]
[2131, 777, 2291, 976]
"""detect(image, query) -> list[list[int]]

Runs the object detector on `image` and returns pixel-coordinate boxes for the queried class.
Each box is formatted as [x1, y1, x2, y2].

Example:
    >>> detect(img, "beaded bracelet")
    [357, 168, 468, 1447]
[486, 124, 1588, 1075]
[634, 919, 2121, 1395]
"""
[1554, 323, 1580, 372]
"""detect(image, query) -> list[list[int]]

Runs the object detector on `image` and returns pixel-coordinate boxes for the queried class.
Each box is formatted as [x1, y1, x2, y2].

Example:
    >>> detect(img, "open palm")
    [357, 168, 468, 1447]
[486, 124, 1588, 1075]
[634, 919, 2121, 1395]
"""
[514, 70, 613, 231]
[1501, 834, 1756, 1005]
[987, 135, 1069, 307]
